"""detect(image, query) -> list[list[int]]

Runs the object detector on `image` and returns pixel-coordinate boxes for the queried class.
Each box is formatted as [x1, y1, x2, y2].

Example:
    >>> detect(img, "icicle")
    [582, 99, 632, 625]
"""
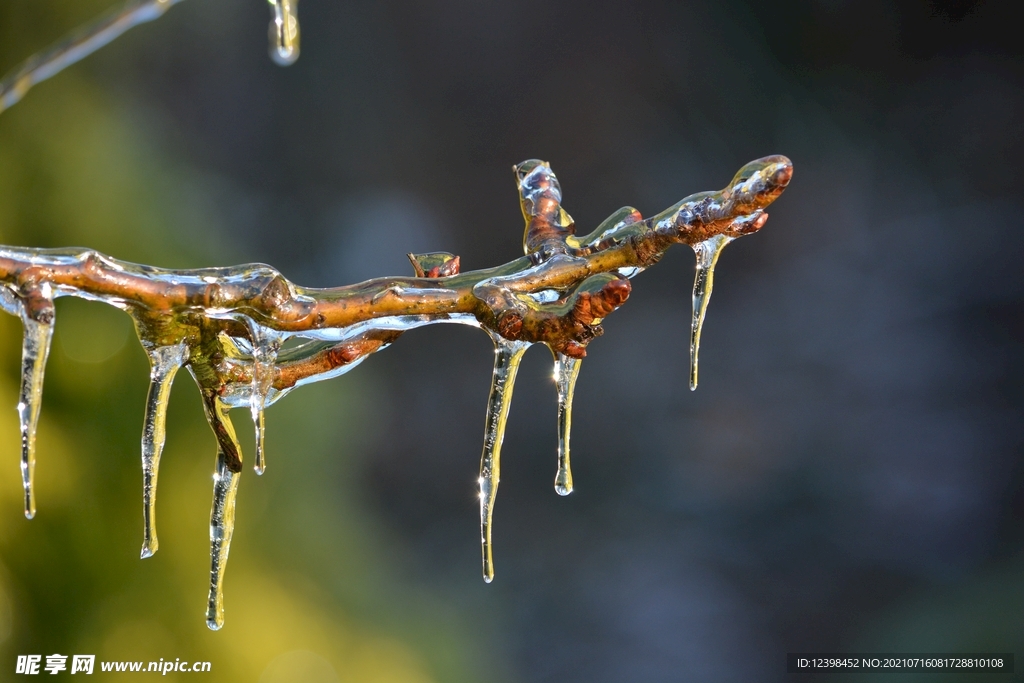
[200, 393, 243, 631]
[140, 343, 188, 558]
[207, 453, 240, 631]
[689, 234, 733, 391]
[248, 325, 281, 476]
[553, 353, 582, 496]
[479, 336, 529, 583]
[252, 407, 266, 475]
[268, 0, 300, 66]
[17, 291, 55, 520]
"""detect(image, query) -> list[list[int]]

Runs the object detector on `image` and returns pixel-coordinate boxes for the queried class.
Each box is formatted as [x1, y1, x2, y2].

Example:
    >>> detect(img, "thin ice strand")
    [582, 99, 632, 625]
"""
[248, 325, 281, 475]
[553, 353, 582, 496]
[201, 393, 243, 631]
[252, 408, 267, 475]
[479, 336, 529, 583]
[140, 343, 188, 558]
[689, 234, 733, 391]
[207, 455, 240, 630]
[18, 299, 55, 519]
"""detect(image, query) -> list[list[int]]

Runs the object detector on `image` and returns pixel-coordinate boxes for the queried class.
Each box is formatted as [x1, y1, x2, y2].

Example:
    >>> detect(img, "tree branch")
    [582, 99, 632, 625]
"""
[2, 0, 796, 636]
[0, 156, 789, 336]
[0, 154, 792, 627]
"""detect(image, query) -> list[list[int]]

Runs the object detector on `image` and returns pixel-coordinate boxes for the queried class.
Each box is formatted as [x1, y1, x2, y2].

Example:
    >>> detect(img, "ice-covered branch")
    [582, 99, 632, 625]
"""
[0, 155, 791, 628]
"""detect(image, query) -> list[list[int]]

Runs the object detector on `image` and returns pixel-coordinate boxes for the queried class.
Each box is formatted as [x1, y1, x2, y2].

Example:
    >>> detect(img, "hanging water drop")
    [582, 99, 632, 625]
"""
[689, 234, 733, 391]
[552, 353, 582, 496]
[479, 336, 529, 583]
[140, 343, 188, 558]
[17, 293, 55, 520]
[268, 0, 300, 66]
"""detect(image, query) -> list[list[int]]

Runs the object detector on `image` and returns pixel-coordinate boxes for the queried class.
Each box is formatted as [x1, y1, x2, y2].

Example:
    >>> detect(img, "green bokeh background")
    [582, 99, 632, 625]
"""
[0, 3, 486, 681]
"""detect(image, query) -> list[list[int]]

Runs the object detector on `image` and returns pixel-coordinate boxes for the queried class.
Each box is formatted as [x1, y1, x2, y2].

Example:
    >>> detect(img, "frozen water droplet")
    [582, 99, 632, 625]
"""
[479, 335, 529, 582]
[17, 297, 55, 520]
[689, 234, 732, 391]
[140, 343, 187, 558]
[553, 353, 582, 496]
[268, 0, 300, 66]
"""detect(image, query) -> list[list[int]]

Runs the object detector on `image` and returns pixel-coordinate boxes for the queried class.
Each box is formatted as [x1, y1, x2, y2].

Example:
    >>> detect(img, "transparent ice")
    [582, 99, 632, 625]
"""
[141, 343, 188, 557]
[689, 234, 733, 391]
[0, 152, 791, 628]
[552, 352, 582, 496]
[18, 298, 55, 519]
[478, 334, 530, 582]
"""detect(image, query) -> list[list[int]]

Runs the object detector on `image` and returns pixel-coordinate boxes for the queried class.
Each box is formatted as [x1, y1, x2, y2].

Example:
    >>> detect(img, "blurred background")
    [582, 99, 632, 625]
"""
[0, 0, 1022, 680]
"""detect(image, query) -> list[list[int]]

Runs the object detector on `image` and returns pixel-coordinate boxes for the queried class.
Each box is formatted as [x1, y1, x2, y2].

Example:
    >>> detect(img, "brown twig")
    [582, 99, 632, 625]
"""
[0, 154, 791, 440]
[0, 154, 792, 627]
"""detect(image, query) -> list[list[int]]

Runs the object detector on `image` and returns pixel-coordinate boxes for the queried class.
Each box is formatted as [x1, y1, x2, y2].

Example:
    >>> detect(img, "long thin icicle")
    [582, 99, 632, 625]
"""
[200, 393, 243, 631]
[207, 454, 240, 631]
[252, 403, 267, 475]
[689, 234, 733, 391]
[553, 353, 582, 496]
[0, 0, 186, 115]
[248, 325, 281, 475]
[267, 0, 300, 66]
[18, 295, 55, 520]
[479, 336, 529, 583]
[140, 343, 188, 558]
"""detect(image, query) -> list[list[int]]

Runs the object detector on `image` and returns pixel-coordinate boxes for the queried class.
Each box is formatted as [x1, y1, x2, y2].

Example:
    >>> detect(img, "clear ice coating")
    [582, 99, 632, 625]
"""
[141, 343, 188, 558]
[17, 291, 55, 520]
[553, 352, 582, 496]
[268, 0, 300, 66]
[689, 234, 733, 391]
[479, 335, 529, 582]
[0, 153, 791, 627]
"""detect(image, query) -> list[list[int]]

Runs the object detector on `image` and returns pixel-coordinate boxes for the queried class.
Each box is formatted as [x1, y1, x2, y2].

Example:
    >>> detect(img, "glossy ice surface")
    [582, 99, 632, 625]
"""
[0, 154, 791, 627]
